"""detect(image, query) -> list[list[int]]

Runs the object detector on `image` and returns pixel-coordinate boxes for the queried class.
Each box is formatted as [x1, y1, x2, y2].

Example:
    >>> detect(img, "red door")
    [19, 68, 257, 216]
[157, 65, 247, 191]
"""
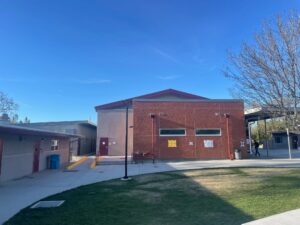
[33, 141, 40, 173]
[99, 138, 108, 156]
[0, 139, 3, 175]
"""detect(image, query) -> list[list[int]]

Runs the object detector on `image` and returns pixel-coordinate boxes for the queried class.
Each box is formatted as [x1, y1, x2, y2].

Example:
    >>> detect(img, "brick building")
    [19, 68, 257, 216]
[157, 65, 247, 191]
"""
[95, 89, 247, 160]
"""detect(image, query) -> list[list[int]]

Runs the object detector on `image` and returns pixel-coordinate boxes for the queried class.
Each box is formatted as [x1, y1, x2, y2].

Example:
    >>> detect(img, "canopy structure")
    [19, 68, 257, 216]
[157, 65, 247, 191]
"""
[245, 107, 298, 159]
[244, 107, 274, 156]
[245, 107, 280, 122]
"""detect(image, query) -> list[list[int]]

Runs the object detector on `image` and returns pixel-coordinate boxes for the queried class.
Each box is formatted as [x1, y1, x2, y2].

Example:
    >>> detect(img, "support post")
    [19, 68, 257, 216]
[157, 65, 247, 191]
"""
[151, 114, 155, 163]
[287, 128, 292, 160]
[248, 123, 253, 154]
[264, 119, 269, 157]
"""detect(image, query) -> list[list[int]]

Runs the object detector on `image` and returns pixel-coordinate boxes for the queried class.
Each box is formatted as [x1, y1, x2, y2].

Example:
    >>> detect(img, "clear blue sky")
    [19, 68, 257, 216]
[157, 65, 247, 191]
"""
[0, 0, 299, 122]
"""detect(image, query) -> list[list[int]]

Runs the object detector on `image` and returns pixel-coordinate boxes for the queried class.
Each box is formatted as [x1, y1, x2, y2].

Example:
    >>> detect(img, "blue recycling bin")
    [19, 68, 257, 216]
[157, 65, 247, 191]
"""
[50, 154, 60, 169]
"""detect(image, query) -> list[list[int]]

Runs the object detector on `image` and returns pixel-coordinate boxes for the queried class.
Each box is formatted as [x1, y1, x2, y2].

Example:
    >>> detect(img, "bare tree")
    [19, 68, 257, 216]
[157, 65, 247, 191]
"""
[24, 116, 30, 123]
[0, 91, 18, 116]
[224, 12, 300, 130]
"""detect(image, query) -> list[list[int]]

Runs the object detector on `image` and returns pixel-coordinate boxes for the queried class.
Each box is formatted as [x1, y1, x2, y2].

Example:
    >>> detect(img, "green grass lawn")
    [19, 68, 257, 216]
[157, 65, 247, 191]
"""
[5, 168, 300, 225]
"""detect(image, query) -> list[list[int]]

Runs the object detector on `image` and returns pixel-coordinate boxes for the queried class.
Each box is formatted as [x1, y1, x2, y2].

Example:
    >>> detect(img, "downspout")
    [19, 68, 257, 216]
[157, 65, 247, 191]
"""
[150, 114, 155, 159]
[158, 114, 160, 159]
[225, 113, 233, 160]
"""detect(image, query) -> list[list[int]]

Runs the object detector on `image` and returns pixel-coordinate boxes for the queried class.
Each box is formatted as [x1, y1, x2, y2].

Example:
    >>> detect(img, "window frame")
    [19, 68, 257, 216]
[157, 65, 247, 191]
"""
[195, 128, 222, 137]
[51, 139, 59, 151]
[159, 128, 186, 137]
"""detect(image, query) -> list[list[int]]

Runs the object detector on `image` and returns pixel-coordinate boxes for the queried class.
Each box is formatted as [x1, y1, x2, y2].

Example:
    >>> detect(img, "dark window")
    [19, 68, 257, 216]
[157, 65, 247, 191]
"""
[274, 136, 282, 144]
[159, 129, 186, 136]
[195, 129, 221, 136]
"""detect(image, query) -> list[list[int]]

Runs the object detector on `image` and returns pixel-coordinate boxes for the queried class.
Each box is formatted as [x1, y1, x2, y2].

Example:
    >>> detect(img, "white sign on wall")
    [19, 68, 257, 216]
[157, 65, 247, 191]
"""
[204, 140, 214, 148]
[240, 140, 245, 147]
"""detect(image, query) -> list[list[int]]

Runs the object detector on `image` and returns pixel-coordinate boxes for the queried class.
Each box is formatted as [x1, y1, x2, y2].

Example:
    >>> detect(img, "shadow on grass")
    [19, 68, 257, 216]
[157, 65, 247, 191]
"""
[4, 169, 254, 225]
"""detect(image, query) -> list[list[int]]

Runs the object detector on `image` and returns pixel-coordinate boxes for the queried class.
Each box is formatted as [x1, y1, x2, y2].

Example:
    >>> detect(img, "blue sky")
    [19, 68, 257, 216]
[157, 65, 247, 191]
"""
[0, 0, 299, 122]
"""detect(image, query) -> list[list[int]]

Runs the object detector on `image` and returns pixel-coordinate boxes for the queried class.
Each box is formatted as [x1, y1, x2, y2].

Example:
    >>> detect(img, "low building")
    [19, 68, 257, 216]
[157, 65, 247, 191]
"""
[19, 121, 97, 156]
[270, 131, 299, 149]
[0, 123, 76, 182]
[95, 89, 247, 160]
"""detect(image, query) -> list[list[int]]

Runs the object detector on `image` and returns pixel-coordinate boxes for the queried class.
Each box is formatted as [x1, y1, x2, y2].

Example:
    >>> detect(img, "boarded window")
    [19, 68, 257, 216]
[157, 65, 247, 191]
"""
[51, 140, 59, 151]
[195, 129, 221, 136]
[160, 129, 186, 136]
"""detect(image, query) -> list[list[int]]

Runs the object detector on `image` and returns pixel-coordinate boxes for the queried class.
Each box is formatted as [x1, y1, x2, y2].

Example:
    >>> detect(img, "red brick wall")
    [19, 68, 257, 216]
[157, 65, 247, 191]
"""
[133, 101, 247, 160]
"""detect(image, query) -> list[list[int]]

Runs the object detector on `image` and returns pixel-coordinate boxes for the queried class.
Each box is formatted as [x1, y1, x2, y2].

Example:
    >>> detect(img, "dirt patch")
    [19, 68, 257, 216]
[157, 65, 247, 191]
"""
[181, 169, 237, 177]
[171, 169, 268, 194]
[242, 168, 298, 176]
[138, 178, 211, 197]
[134, 173, 173, 184]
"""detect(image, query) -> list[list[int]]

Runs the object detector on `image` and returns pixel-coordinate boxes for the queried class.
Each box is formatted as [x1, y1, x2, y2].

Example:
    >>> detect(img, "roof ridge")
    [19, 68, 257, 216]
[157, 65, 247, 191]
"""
[95, 89, 208, 111]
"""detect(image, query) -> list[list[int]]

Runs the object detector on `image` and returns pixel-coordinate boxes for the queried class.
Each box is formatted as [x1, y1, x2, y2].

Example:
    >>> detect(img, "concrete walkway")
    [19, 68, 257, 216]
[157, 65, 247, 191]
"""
[254, 148, 300, 159]
[1, 158, 300, 224]
[243, 208, 300, 225]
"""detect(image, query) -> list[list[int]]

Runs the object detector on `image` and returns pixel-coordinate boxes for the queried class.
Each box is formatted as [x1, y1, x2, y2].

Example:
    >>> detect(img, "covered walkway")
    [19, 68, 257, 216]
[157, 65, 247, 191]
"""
[245, 107, 300, 158]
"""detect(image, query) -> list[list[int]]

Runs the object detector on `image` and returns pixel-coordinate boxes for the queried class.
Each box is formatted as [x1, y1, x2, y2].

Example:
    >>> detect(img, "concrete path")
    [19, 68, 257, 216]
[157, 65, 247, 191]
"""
[254, 148, 300, 159]
[242, 208, 300, 225]
[1, 158, 300, 224]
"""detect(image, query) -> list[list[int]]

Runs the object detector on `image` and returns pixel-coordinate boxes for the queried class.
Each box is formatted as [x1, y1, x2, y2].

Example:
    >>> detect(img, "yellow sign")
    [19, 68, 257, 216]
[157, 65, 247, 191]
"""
[168, 140, 177, 148]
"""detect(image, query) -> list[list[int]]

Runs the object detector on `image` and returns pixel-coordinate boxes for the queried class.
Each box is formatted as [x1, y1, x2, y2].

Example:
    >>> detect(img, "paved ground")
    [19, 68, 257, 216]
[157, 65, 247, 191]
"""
[2, 157, 300, 224]
[242, 208, 300, 225]
[250, 148, 300, 159]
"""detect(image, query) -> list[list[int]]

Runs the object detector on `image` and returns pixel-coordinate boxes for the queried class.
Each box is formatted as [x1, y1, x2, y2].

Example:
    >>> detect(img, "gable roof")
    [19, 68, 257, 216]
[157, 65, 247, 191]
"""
[95, 89, 208, 111]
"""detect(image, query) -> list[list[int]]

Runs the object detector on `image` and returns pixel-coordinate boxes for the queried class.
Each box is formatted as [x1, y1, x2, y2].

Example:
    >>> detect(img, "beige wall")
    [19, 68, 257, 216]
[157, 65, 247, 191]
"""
[77, 125, 96, 155]
[96, 109, 133, 156]
[22, 123, 96, 155]
[0, 134, 70, 182]
[39, 138, 70, 170]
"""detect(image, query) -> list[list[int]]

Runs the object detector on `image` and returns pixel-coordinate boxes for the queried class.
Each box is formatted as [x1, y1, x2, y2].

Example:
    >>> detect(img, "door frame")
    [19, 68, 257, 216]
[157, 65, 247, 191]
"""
[32, 141, 41, 173]
[99, 137, 109, 156]
[292, 135, 298, 149]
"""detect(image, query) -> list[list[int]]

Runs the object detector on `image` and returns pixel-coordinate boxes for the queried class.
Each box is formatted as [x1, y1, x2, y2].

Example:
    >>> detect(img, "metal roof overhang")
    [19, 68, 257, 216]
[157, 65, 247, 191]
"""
[245, 107, 273, 122]
[0, 124, 80, 138]
[244, 107, 300, 122]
